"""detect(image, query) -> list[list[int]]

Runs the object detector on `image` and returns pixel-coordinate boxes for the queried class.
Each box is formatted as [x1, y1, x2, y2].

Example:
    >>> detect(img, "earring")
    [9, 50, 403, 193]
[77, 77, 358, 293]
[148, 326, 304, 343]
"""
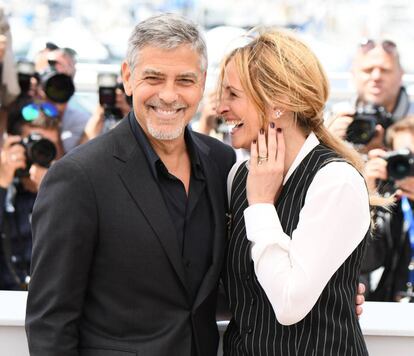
[274, 109, 283, 119]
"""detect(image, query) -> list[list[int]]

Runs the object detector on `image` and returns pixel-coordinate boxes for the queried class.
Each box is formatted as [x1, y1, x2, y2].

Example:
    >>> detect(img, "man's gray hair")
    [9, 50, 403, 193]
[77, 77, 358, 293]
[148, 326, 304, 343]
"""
[126, 13, 208, 72]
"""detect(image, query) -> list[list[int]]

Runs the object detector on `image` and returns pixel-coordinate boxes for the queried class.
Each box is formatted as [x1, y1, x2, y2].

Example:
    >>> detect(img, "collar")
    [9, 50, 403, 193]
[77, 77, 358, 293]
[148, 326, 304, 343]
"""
[354, 86, 411, 121]
[128, 114, 204, 180]
[283, 132, 320, 185]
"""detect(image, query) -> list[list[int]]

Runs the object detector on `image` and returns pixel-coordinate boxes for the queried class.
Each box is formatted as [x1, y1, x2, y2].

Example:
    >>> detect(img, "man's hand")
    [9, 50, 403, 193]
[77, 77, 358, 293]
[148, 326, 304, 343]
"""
[356, 283, 366, 318]
[195, 91, 219, 135]
[363, 148, 388, 193]
[79, 105, 105, 144]
[0, 135, 26, 188]
[29, 163, 49, 192]
[326, 111, 354, 140]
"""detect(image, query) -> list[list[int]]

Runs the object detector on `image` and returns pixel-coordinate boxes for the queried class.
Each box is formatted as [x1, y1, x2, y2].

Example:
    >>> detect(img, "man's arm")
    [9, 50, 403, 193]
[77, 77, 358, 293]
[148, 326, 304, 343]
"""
[25, 157, 98, 356]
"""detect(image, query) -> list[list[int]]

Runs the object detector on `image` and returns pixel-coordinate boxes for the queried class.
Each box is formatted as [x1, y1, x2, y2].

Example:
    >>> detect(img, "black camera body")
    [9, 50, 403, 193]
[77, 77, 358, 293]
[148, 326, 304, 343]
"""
[97, 73, 124, 120]
[15, 133, 57, 177]
[385, 148, 414, 181]
[16, 60, 37, 95]
[346, 104, 393, 145]
[40, 60, 75, 103]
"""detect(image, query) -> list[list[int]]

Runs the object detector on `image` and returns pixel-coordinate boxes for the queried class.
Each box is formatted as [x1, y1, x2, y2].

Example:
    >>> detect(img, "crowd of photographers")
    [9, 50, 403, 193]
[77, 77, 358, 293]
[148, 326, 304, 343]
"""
[194, 37, 414, 302]
[0, 10, 132, 289]
[2, 6, 414, 304]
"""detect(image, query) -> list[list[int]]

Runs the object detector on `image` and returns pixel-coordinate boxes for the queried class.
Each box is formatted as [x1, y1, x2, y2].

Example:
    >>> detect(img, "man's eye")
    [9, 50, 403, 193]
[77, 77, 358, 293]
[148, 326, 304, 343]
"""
[178, 78, 195, 85]
[144, 76, 162, 82]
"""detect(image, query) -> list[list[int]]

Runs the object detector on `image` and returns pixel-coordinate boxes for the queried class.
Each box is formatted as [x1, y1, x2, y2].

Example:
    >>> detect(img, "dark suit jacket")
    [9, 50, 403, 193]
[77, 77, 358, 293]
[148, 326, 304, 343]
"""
[25, 113, 235, 356]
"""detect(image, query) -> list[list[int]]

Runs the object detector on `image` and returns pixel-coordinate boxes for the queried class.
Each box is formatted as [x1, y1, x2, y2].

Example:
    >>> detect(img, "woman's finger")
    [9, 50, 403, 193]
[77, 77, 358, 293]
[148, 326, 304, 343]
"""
[275, 128, 285, 167]
[267, 123, 277, 164]
[257, 128, 268, 163]
[250, 139, 258, 168]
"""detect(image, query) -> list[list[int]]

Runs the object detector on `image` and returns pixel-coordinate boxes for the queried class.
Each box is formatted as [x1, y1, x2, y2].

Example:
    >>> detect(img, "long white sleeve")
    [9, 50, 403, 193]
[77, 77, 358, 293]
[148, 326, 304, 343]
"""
[244, 161, 370, 326]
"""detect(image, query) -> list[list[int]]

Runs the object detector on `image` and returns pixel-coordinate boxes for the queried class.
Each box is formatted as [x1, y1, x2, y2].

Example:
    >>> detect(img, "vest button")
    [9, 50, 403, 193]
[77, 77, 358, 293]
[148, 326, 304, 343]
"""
[247, 327, 253, 334]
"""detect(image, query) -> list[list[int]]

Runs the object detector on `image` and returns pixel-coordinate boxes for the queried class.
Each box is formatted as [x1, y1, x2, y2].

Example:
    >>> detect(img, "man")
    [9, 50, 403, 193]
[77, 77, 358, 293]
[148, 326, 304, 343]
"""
[25, 13, 235, 356]
[327, 38, 414, 152]
[35, 44, 90, 153]
[361, 115, 414, 301]
[0, 101, 61, 290]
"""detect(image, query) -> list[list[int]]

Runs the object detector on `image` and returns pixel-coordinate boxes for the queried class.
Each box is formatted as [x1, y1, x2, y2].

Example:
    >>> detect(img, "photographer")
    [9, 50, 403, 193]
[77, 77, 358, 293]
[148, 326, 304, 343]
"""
[0, 101, 61, 290]
[34, 45, 90, 153]
[327, 38, 414, 153]
[362, 115, 414, 301]
[79, 73, 131, 144]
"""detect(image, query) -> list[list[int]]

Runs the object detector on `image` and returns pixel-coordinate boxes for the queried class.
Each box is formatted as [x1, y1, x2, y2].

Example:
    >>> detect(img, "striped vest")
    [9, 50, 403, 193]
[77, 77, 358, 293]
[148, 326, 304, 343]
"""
[223, 144, 369, 356]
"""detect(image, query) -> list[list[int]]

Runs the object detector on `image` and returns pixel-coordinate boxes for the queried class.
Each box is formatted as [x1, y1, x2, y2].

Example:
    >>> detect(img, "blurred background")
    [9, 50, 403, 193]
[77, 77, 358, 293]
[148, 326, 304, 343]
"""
[2, 0, 414, 112]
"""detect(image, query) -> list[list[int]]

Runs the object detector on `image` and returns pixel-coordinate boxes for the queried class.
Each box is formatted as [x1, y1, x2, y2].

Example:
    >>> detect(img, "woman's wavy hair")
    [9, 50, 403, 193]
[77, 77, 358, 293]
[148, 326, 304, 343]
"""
[218, 28, 386, 208]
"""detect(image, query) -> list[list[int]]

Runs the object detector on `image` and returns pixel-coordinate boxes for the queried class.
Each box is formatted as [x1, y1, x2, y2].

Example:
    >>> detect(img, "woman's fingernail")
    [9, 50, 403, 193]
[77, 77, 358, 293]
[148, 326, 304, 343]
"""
[277, 128, 282, 133]
[260, 128, 264, 135]
[270, 122, 275, 129]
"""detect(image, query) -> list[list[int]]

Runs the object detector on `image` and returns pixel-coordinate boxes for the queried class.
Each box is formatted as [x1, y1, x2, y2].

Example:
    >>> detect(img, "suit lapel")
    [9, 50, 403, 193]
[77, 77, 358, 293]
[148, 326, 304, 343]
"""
[190, 134, 227, 310]
[112, 117, 189, 295]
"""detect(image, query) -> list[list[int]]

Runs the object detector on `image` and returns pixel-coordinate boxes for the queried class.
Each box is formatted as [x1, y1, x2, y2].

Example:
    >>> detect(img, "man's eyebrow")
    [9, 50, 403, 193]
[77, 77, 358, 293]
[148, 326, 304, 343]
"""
[177, 72, 199, 80]
[141, 69, 165, 76]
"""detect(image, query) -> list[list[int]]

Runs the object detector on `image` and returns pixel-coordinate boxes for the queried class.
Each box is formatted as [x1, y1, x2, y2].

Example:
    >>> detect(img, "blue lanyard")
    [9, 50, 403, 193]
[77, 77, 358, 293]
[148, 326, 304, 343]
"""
[401, 196, 414, 285]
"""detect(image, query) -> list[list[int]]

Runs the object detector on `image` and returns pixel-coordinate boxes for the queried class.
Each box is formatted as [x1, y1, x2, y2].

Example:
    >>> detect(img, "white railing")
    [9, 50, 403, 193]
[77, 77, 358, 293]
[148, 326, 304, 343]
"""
[2, 291, 414, 356]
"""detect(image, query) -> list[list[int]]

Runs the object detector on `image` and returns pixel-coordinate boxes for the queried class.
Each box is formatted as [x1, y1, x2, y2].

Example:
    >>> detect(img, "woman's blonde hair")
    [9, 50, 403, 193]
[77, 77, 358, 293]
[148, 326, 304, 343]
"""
[218, 28, 384, 207]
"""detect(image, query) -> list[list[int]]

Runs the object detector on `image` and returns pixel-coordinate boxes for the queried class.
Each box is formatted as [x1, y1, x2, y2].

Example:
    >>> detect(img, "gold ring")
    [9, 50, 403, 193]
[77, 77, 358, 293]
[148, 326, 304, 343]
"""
[258, 156, 268, 165]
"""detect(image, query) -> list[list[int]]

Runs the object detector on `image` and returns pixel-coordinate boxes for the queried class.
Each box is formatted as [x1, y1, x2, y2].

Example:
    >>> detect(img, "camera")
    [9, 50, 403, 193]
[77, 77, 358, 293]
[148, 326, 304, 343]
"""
[385, 148, 414, 181]
[15, 133, 57, 177]
[39, 60, 75, 103]
[345, 104, 393, 145]
[16, 60, 38, 96]
[97, 72, 124, 120]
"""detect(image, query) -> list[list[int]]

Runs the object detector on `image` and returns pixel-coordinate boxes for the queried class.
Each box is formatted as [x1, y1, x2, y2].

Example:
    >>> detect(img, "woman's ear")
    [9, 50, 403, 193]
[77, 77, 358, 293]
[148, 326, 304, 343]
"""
[273, 108, 284, 119]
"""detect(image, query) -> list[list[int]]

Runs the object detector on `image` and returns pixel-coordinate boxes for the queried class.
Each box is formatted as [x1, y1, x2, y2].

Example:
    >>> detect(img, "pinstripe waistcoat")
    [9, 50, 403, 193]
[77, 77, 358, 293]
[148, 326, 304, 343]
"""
[223, 144, 369, 356]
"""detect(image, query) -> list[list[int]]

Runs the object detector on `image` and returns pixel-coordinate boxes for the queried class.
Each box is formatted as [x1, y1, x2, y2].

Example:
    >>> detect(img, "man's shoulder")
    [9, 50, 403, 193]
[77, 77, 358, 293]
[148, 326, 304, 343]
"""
[191, 131, 234, 155]
[191, 131, 236, 175]
[59, 126, 119, 168]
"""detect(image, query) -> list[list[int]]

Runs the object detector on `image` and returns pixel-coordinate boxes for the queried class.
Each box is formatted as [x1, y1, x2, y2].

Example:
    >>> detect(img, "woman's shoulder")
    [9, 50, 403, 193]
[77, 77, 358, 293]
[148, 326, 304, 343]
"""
[317, 160, 366, 188]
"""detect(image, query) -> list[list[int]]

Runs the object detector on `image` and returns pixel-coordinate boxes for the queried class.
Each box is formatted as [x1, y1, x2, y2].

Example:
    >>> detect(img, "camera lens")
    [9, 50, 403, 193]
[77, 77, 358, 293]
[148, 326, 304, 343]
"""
[387, 155, 411, 180]
[346, 118, 377, 144]
[43, 73, 75, 103]
[27, 138, 57, 168]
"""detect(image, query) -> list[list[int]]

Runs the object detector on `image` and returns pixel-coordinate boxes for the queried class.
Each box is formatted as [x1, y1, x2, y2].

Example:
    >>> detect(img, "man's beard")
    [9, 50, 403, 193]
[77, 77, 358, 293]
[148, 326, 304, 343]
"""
[147, 120, 185, 140]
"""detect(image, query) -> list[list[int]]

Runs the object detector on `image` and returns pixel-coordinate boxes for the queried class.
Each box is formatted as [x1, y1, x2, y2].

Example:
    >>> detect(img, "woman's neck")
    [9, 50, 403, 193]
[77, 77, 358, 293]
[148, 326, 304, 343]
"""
[282, 125, 308, 177]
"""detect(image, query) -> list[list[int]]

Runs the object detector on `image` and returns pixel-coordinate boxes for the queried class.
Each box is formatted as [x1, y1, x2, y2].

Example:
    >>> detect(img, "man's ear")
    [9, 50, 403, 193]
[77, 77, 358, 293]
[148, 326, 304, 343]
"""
[121, 60, 133, 96]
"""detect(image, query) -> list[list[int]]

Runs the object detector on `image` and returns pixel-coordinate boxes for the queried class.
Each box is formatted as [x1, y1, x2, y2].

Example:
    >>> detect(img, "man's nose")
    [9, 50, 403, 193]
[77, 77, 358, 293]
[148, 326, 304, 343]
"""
[370, 68, 382, 80]
[158, 81, 179, 103]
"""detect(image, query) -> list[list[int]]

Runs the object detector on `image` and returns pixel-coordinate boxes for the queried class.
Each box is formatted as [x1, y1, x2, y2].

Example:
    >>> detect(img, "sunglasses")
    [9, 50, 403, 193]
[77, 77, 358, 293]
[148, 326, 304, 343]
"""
[359, 39, 397, 54]
[21, 102, 59, 122]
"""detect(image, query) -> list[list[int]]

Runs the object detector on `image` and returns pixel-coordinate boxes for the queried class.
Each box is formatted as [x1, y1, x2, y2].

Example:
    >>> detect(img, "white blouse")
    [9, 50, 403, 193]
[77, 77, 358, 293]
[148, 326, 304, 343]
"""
[243, 133, 370, 325]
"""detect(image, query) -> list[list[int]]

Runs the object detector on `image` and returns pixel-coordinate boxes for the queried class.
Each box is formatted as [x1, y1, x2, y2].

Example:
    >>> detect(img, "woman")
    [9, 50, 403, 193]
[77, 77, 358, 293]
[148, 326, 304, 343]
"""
[218, 29, 375, 355]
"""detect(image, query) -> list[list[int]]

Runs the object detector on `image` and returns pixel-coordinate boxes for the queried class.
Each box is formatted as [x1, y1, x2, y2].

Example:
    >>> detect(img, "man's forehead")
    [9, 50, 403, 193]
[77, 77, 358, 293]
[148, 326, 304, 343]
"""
[356, 49, 399, 70]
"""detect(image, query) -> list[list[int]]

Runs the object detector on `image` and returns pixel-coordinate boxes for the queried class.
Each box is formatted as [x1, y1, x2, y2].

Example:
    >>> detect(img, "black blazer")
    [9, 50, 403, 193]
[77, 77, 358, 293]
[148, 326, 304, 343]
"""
[25, 113, 236, 356]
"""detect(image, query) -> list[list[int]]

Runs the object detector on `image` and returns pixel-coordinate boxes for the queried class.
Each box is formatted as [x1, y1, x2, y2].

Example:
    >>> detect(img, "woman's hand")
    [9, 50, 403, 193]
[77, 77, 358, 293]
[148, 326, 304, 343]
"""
[246, 123, 285, 205]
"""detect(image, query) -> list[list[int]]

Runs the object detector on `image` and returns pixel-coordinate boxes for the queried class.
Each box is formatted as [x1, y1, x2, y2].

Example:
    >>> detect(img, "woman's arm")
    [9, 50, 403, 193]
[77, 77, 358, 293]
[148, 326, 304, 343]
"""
[245, 162, 370, 325]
